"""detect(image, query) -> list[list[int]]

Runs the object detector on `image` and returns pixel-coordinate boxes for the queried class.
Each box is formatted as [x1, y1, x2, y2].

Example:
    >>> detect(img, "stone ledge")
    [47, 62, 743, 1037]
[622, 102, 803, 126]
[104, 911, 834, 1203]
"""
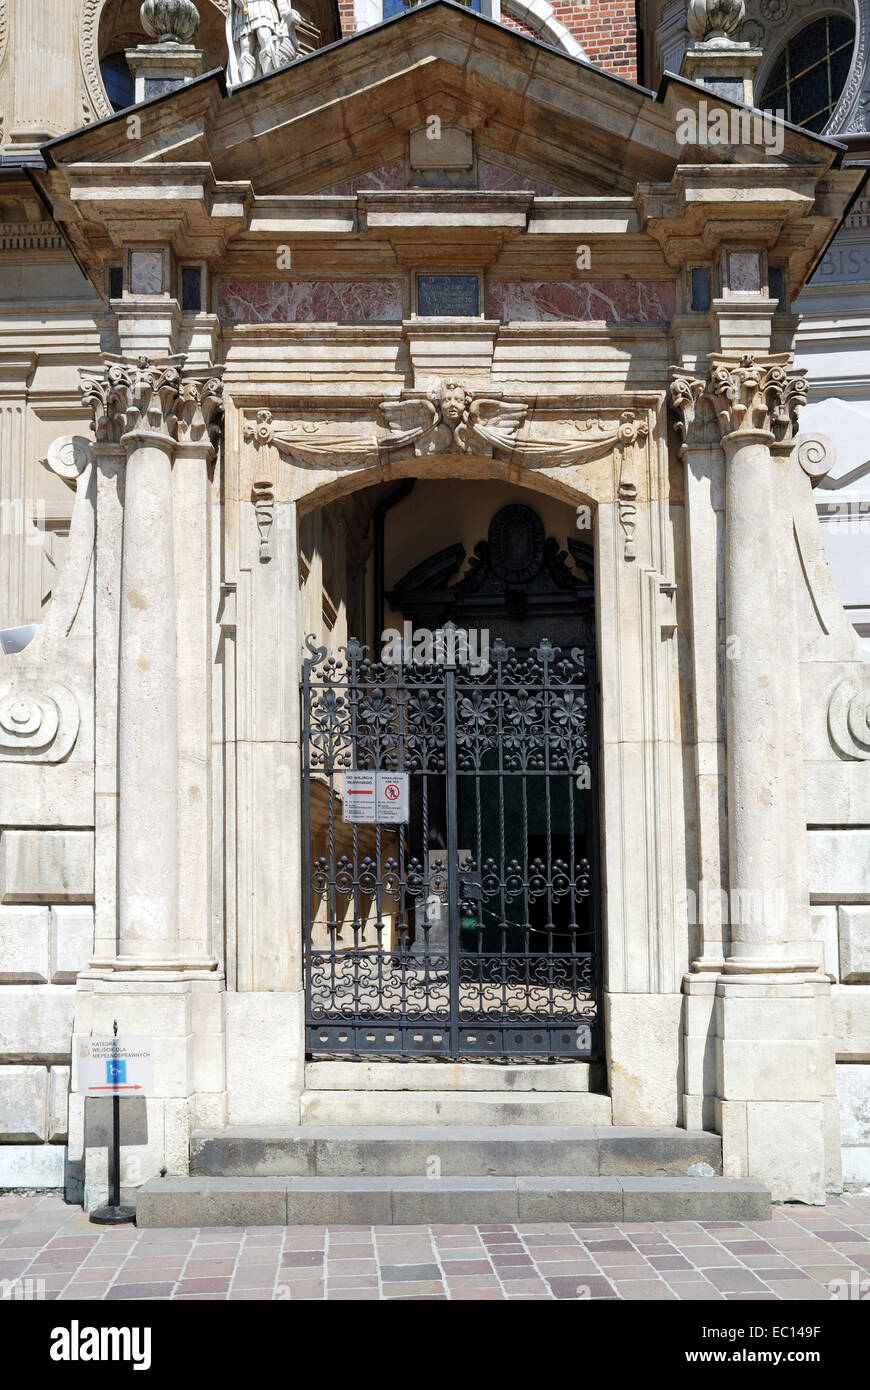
[135, 1174, 770, 1227]
[189, 1124, 722, 1178]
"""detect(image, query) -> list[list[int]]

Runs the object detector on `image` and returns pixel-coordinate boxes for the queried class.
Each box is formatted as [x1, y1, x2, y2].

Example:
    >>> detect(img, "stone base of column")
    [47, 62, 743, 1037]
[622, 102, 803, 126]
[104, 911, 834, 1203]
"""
[714, 974, 841, 1204]
[683, 970, 842, 1201]
[67, 970, 225, 1211]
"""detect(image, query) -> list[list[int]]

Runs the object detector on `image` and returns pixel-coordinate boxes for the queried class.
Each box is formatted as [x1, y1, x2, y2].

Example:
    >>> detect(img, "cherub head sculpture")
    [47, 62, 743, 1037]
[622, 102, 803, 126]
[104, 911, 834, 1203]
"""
[437, 378, 471, 428]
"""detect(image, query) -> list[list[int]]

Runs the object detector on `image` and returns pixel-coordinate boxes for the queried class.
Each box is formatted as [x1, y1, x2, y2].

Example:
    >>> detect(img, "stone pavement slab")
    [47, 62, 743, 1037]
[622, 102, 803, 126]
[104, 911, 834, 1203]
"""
[0, 1192, 867, 1301]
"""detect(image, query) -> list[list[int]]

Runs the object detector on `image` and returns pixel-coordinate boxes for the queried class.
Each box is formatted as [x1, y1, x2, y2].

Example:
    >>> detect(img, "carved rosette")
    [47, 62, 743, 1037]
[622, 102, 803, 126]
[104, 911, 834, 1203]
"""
[0, 681, 80, 763]
[708, 354, 807, 443]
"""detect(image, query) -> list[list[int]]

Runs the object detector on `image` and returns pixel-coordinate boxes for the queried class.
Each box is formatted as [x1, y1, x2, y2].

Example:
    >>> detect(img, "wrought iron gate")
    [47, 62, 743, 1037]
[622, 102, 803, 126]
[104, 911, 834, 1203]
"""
[302, 629, 601, 1060]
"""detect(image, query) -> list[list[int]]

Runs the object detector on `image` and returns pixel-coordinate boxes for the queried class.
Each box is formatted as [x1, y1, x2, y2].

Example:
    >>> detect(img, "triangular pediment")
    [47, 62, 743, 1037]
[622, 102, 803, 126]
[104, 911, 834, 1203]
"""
[39, 3, 695, 198]
[37, 1, 854, 301]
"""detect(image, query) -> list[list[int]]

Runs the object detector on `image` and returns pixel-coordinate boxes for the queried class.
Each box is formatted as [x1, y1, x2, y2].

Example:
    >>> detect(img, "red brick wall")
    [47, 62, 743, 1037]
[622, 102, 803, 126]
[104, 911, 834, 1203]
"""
[337, 4, 637, 83]
[337, 2, 356, 37]
[558, 1, 637, 80]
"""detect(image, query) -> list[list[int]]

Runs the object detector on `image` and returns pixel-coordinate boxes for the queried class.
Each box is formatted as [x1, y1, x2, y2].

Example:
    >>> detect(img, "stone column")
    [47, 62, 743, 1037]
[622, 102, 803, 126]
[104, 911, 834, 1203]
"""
[708, 354, 813, 969]
[72, 358, 226, 1209]
[701, 354, 837, 1202]
[100, 360, 183, 958]
[173, 375, 223, 961]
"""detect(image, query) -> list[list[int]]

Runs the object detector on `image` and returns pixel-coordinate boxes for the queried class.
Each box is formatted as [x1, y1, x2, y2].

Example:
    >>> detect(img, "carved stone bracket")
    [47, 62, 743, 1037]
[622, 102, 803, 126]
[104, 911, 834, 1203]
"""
[252, 482, 275, 562]
[614, 411, 650, 561]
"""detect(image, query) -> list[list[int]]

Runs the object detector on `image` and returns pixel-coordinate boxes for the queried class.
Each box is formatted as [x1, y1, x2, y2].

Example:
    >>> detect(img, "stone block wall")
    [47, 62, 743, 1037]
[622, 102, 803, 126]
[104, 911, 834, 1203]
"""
[808, 829, 870, 1188]
[0, 830, 94, 1186]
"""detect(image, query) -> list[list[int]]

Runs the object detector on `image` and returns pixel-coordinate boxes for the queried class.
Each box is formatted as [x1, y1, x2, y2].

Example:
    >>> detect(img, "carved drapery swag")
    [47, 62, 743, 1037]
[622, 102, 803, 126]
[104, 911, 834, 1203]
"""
[244, 381, 648, 470]
[244, 380, 650, 561]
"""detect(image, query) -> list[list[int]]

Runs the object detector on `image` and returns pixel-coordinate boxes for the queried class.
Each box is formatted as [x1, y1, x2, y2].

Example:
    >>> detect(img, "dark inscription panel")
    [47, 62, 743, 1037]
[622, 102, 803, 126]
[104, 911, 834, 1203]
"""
[417, 275, 480, 317]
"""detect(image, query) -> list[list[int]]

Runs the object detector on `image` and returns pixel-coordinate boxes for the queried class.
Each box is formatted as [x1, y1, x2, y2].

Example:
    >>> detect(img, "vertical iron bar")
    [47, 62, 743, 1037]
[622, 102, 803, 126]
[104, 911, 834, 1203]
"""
[445, 659, 460, 1057]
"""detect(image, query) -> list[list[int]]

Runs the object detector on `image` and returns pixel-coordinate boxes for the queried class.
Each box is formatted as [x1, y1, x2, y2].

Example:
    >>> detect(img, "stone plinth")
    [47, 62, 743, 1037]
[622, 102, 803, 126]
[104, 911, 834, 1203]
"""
[125, 44, 204, 104]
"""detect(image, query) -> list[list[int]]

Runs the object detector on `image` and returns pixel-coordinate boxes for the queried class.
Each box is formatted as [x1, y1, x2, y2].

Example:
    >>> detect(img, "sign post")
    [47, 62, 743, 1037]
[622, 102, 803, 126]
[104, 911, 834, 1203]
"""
[77, 1021, 153, 1226]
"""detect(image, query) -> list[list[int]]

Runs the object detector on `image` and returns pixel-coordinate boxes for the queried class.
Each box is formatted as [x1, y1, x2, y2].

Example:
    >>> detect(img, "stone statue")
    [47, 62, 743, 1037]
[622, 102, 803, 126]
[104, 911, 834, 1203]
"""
[226, 0, 302, 86]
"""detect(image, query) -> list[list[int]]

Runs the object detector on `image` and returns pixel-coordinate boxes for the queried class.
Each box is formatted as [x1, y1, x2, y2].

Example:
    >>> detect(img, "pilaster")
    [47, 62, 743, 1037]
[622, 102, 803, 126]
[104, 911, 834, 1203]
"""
[673, 348, 839, 1201]
[69, 355, 226, 1208]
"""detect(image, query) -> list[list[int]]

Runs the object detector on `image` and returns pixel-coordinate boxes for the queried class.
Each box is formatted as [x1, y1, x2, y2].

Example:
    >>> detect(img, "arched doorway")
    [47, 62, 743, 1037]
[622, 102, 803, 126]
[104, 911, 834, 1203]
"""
[300, 481, 601, 1063]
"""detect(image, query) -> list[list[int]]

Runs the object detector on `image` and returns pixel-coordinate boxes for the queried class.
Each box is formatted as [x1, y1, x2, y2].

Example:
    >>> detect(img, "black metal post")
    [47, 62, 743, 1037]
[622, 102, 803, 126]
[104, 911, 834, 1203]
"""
[89, 1021, 136, 1225]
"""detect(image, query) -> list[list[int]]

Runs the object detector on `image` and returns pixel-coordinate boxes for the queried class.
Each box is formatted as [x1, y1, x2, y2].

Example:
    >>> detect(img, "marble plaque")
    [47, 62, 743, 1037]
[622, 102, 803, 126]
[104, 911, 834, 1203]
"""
[416, 274, 480, 317]
[130, 250, 164, 296]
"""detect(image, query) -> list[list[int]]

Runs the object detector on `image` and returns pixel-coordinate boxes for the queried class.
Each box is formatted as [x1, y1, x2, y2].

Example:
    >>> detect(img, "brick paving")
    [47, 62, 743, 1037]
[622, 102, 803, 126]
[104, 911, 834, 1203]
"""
[0, 1192, 868, 1301]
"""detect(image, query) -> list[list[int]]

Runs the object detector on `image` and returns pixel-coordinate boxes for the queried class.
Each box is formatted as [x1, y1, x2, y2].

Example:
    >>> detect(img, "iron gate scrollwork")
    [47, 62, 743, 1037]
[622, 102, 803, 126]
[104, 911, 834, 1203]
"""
[302, 628, 602, 1060]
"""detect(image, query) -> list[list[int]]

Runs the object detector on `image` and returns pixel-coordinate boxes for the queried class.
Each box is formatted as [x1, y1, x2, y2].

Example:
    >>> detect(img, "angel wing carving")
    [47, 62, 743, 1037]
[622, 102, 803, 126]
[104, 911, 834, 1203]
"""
[460, 399, 528, 453]
[379, 397, 442, 454]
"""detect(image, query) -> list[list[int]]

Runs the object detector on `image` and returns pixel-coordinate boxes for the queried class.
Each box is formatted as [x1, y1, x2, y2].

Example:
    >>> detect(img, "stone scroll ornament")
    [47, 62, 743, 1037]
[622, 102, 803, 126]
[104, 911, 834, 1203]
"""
[226, 0, 302, 85]
[0, 681, 81, 763]
[828, 677, 870, 760]
[0, 434, 95, 764]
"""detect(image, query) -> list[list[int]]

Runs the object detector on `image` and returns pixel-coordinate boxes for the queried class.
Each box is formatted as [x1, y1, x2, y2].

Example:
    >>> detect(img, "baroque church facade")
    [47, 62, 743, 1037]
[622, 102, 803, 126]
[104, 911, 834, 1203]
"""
[0, 0, 869, 1217]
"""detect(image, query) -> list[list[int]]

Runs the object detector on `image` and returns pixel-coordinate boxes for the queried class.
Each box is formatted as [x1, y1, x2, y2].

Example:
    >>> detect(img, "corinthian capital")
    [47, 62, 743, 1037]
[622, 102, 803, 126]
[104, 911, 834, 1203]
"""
[81, 355, 183, 446]
[175, 375, 224, 455]
[708, 354, 807, 443]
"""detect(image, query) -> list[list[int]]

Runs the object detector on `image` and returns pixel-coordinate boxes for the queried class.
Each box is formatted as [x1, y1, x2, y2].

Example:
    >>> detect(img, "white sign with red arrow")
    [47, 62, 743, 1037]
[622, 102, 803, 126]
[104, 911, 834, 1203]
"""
[343, 770, 377, 823]
[75, 1036, 153, 1097]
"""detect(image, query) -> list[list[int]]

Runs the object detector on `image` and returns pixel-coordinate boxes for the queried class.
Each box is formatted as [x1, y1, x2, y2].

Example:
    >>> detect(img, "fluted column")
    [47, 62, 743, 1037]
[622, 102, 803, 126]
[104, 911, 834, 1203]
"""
[708, 353, 815, 970]
[86, 358, 182, 957]
[673, 353, 839, 1203]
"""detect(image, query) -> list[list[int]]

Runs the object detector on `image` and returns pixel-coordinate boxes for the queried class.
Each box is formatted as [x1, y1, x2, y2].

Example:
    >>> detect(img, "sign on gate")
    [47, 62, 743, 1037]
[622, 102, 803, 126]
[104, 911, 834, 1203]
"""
[343, 770, 377, 822]
[76, 1037, 153, 1096]
[375, 772, 409, 823]
[343, 771, 409, 823]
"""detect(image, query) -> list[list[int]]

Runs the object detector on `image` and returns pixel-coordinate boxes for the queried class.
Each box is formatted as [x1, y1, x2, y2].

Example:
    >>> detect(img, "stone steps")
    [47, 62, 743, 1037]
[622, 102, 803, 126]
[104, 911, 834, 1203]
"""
[134, 1121, 770, 1227]
[304, 1061, 605, 1092]
[300, 1089, 613, 1125]
[189, 1124, 723, 1178]
[135, 1174, 771, 1228]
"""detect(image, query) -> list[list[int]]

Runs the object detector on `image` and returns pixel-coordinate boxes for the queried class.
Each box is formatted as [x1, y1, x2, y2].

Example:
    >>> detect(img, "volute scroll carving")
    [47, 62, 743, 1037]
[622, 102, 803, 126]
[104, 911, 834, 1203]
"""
[828, 677, 870, 761]
[708, 354, 808, 443]
[81, 357, 223, 451]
